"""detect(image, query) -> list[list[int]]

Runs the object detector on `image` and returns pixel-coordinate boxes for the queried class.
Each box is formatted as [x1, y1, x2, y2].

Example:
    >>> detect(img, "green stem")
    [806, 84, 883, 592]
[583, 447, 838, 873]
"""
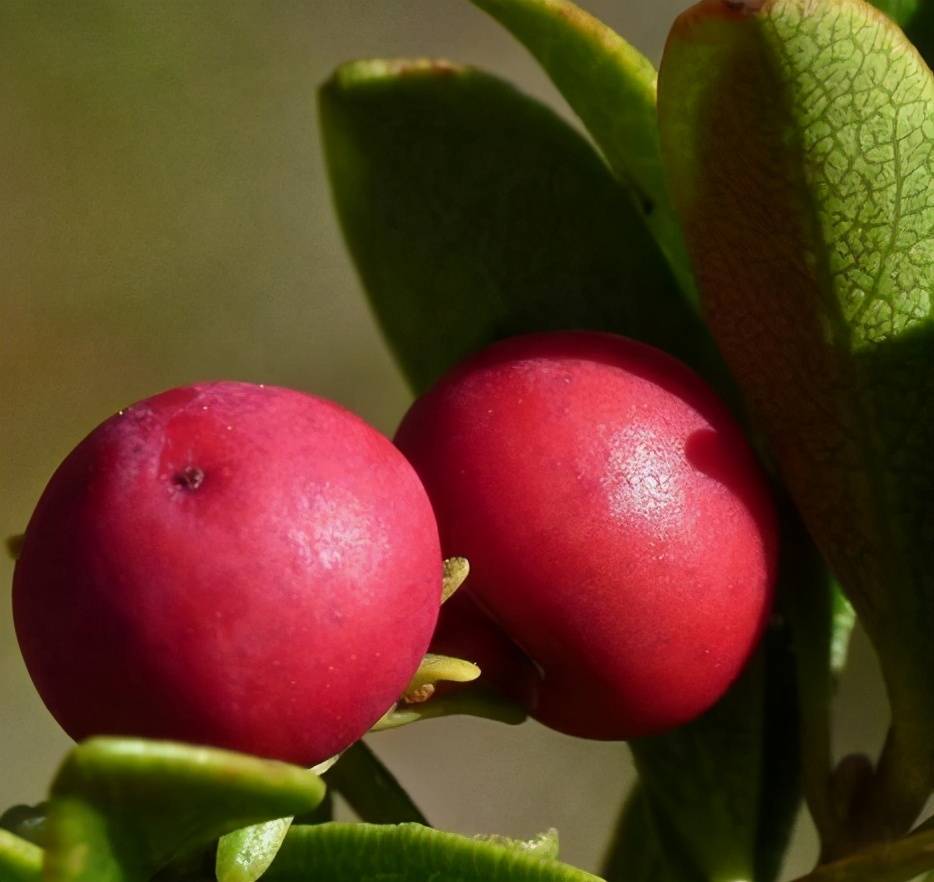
[792, 826, 934, 882]
[325, 741, 429, 825]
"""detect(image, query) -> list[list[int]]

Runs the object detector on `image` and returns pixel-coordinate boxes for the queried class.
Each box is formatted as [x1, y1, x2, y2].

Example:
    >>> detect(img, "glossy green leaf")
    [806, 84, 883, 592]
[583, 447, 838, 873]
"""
[830, 588, 857, 677]
[602, 787, 703, 882]
[0, 828, 43, 882]
[43, 738, 325, 882]
[469, 0, 696, 299]
[628, 639, 797, 882]
[216, 819, 293, 882]
[217, 785, 336, 881]
[660, 0, 934, 835]
[325, 741, 428, 826]
[262, 823, 602, 882]
[319, 58, 724, 395]
[179, 757, 338, 881]
[868, 0, 934, 63]
[604, 508, 823, 882]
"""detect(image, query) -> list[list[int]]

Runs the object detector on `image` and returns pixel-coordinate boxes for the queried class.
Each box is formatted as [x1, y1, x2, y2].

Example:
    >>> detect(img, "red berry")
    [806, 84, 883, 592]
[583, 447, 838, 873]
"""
[14, 381, 441, 764]
[395, 332, 777, 739]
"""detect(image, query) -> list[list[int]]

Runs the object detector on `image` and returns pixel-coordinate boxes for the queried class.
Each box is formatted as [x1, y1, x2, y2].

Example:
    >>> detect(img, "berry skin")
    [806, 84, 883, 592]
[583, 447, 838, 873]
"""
[14, 381, 441, 765]
[395, 332, 777, 739]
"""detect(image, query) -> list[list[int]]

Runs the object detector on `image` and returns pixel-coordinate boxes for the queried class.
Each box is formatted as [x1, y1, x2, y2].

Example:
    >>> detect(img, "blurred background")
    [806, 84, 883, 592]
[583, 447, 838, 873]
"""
[0, 2, 890, 877]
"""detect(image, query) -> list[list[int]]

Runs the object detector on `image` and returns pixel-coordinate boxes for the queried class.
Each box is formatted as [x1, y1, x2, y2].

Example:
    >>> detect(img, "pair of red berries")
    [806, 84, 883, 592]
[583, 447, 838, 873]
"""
[12, 332, 777, 765]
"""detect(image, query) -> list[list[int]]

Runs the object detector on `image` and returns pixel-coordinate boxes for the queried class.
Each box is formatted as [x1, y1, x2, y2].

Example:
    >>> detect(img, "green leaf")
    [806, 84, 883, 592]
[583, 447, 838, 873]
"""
[262, 823, 603, 882]
[0, 828, 43, 882]
[604, 512, 819, 882]
[830, 588, 857, 678]
[216, 819, 293, 882]
[325, 741, 428, 826]
[43, 738, 326, 882]
[319, 58, 723, 395]
[602, 787, 703, 882]
[468, 0, 696, 300]
[0, 803, 48, 847]
[868, 0, 934, 63]
[659, 0, 934, 834]
[474, 829, 560, 861]
[216, 785, 336, 881]
[627, 645, 785, 882]
[779, 504, 857, 855]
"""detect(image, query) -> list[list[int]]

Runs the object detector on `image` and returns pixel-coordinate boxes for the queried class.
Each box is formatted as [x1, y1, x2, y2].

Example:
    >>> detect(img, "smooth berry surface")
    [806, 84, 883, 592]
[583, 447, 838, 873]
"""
[396, 332, 777, 739]
[14, 381, 441, 764]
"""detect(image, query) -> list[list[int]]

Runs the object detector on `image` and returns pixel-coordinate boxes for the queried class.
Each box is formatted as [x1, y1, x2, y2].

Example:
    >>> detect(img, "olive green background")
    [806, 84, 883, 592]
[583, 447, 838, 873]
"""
[0, 2, 889, 877]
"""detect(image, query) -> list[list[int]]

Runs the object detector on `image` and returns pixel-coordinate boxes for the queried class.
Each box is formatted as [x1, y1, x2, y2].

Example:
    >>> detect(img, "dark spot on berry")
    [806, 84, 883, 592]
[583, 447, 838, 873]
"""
[173, 466, 205, 491]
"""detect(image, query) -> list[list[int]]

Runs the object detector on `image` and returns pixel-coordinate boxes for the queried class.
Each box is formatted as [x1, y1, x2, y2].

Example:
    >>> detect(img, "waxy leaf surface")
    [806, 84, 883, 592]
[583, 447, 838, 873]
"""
[660, 0, 934, 830]
[216, 818, 294, 882]
[43, 738, 325, 882]
[319, 59, 721, 394]
[468, 0, 696, 298]
[262, 823, 602, 882]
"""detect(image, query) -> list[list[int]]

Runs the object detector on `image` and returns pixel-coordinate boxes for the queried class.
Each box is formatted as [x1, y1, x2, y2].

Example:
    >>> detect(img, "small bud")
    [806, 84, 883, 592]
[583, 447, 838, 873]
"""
[402, 683, 436, 705]
[441, 557, 470, 603]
